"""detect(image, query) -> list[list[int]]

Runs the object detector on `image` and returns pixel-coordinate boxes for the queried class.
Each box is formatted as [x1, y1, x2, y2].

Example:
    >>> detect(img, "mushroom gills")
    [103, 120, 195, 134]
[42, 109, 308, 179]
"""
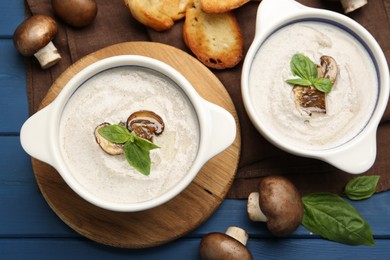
[293, 55, 338, 115]
[127, 110, 165, 141]
[94, 123, 124, 155]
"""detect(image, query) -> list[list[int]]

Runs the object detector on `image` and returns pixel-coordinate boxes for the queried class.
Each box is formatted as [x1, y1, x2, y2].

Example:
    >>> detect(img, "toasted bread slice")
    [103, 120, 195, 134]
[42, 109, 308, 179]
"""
[200, 0, 250, 13]
[161, 0, 193, 20]
[124, 0, 193, 31]
[183, 0, 243, 69]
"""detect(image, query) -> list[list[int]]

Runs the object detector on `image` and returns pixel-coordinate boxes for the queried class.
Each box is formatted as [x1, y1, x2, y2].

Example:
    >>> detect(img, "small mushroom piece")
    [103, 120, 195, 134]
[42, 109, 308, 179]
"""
[52, 0, 98, 27]
[13, 15, 61, 69]
[293, 55, 338, 115]
[199, 226, 253, 260]
[318, 55, 338, 83]
[247, 176, 303, 236]
[340, 0, 367, 13]
[127, 110, 164, 141]
[94, 123, 124, 155]
[326, 0, 368, 13]
[293, 85, 326, 114]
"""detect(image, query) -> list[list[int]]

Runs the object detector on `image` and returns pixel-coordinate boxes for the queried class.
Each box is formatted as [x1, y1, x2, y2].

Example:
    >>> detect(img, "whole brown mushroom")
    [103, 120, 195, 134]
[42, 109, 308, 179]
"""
[13, 15, 61, 69]
[199, 226, 253, 260]
[52, 0, 98, 27]
[247, 176, 303, 236]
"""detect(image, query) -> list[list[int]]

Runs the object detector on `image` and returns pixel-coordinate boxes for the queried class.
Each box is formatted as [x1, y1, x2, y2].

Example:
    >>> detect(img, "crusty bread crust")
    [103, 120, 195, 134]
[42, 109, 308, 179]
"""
[200, 0, 250, 13]
[124, 0, 192, 31]
[183, 0, 243, 69]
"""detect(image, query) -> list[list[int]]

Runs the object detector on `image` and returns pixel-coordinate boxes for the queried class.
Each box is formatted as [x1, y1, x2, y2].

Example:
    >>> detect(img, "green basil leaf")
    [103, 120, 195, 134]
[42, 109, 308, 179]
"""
[345, 176, 380, 200]
[133, 135, 160, 151]
[98, 124, 131, 144]
[286, 78, 312, 86]
[302, 192, 374, 246]
[290, 53, 318, 81]
[312, 77, 333, 93]
[124, 141, 151, 176]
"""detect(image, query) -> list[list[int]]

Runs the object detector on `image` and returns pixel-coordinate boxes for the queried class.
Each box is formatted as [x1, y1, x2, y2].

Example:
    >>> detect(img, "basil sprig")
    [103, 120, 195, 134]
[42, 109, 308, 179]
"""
[98, 124, 159, 176]
[344, 176, 380, 200]
[302, 192, 374, 246]
[286, 53, 333, 93]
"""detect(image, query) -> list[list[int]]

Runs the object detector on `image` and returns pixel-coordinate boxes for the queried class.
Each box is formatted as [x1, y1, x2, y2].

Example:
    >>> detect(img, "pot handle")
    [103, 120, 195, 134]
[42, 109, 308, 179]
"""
[20, 105, 54, 166]
[203, 100, 237, 161]
[255, 0, 305, 38]
[321, 130, 377, 174]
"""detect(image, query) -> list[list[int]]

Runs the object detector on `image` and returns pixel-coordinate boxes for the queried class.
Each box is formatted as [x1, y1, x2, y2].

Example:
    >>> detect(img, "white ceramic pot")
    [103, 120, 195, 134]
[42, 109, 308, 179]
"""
[241, 0, 389, 174]
[20, 55, 236, 212]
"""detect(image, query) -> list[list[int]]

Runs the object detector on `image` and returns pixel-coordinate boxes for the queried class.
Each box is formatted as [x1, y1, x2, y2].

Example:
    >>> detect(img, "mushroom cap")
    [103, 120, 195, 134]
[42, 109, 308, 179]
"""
[258, 176, 303, 236]
[52, 0, 97, 27]
[199, 232, 253, 260]
[13, 15, 58, 56]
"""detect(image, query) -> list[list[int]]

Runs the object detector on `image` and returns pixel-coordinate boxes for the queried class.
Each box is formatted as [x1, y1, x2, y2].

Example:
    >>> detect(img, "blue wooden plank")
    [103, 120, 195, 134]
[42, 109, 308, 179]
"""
[0, 136, 76, 237]
[2, 135, 390, 247]
[0, 238, 389, 260]
[0, 0, 25, 38]
[191, 193, 390, 239]
[0, 40, 29, 134]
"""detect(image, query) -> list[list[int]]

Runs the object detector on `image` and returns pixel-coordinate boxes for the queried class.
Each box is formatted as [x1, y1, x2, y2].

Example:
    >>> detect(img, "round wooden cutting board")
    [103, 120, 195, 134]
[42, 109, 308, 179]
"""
[32, 42, 241, 248]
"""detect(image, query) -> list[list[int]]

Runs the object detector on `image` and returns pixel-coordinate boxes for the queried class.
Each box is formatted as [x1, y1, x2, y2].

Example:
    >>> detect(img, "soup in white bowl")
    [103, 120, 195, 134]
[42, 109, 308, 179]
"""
[241, 0, 389, 174]
[59, 66, 200, 204]
[248, 21, 377, 150]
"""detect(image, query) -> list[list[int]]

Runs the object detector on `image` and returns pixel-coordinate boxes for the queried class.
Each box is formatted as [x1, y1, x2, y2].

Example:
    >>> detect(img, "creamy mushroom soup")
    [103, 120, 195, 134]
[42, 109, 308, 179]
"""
[59, 66, 200, 203]
[249, 21, 378, 150]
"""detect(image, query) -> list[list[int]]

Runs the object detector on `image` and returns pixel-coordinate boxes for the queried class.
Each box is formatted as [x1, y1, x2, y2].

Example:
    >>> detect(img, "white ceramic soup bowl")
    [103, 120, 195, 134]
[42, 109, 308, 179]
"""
[20, 55, 236, 212]
[242, 0, 389, 174]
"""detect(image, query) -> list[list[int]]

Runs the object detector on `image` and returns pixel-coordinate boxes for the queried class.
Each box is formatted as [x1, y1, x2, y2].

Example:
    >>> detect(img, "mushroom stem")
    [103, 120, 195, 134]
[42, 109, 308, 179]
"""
[247, 192, 268, 222]
[225, 226, 249, 246]
[33, 41, 61, 69]
[340, 0, 367, 13]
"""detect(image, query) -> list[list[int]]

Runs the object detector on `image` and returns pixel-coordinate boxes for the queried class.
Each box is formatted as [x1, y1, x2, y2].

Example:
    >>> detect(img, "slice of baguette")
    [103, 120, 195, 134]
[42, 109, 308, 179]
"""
[200, 0, 250, 13]
[124, 0, 192, 31]
[183, 0, 243, 69]
[161, 0, 193, 20]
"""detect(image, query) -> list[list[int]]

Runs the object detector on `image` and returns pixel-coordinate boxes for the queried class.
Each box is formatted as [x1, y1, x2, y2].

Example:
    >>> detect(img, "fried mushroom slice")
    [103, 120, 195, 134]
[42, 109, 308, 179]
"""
[94, 123, 124, 155]
[318, 55, 338, 83]
[293, 55, 338, 115]
[293, 85, 326, 114]
[127, 110, 164, 141]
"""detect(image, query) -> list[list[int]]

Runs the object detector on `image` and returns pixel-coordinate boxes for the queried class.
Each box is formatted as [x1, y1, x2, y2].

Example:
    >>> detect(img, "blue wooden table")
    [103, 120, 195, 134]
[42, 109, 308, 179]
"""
[1, 1, 390, 259]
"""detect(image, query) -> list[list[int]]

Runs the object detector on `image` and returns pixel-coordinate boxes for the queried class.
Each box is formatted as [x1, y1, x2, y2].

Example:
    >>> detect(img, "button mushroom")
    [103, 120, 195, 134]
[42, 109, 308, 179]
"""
[13, 15, 61, 69]
[247, 176, 304, 236]
[127, 110, 164, 141]
[199, 226, 253, 260]
[52, 0, 98, 27]
[94, 123, 124, 155]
